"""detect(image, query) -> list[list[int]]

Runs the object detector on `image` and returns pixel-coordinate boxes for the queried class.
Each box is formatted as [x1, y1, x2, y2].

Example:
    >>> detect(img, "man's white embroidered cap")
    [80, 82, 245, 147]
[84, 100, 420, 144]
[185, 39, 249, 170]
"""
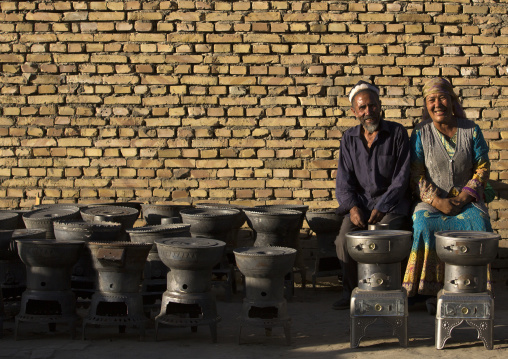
[348, 80, 380, 103]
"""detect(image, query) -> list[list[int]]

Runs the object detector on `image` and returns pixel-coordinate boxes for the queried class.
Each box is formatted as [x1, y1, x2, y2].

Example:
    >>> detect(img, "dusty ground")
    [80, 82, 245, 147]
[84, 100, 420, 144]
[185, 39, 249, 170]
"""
[1, 277, 507, 359]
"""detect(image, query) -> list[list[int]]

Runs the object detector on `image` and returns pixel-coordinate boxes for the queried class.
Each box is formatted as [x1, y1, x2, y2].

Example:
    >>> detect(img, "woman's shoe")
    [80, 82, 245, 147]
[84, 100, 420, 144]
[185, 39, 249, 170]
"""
[425, 297, 437, 315]
[332, 297, 350, 310]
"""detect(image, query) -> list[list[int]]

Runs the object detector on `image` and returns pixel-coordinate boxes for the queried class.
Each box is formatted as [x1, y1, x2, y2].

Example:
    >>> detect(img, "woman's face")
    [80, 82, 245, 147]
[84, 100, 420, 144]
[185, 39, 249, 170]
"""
[425, 92, 454, 124]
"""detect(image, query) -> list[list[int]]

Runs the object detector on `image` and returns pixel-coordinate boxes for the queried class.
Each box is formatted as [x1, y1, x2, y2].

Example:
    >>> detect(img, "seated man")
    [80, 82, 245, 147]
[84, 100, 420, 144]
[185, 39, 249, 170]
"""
[333, 81, 411, 310]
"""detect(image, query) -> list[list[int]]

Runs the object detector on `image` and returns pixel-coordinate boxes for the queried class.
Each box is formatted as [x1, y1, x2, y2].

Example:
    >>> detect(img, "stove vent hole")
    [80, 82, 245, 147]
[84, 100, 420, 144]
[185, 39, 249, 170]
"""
[165, 302, 203, 318]
[261, 292, 267, 297]
[109, 283, 114, 289]
[40, 282, 46, 287]
[182, 284, 188, 290]
[96, 301, 128, 316]
[248, 306, 278, 319]
[26, 299, 62, 315]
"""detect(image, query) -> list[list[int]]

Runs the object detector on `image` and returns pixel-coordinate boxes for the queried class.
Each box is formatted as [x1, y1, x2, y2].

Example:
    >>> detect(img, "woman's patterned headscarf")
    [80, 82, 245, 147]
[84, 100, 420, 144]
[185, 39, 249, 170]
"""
[422, 77, 466, 120]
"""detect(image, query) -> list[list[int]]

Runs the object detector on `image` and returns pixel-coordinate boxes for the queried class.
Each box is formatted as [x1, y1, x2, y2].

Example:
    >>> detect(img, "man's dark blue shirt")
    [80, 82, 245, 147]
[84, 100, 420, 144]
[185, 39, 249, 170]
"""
[335, 119, 411, 216]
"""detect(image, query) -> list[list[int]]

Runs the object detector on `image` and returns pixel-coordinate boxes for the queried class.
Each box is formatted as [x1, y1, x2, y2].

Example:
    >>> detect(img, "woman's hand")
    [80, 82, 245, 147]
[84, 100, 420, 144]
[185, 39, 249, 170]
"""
[432, 192, 474, 216]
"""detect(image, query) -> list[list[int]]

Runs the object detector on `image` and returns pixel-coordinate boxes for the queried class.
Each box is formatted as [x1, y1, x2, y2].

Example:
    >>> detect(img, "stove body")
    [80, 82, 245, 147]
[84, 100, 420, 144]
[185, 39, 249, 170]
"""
[347, 230, 412, 348]
[14, 239, 84, 339]
[435, 231, 499, 350]
[83, 242, 151, 339]
[234, 246, 296, 345]
[155, 237, 225, 343]
[305, 210, 343, 289]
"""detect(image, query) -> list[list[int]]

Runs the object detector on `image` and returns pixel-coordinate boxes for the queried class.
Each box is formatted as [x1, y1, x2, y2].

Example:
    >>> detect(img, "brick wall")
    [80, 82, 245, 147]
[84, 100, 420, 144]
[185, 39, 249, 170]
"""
[1, 0, 508, 271]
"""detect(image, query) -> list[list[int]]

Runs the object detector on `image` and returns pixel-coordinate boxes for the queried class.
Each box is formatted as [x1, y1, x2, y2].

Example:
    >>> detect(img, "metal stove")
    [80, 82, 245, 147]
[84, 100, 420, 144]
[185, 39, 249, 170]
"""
[154, 237, 225, 343]
[257, 205, 309, 297]
[53, 220, 123, 300]
[1, 229, 46, 305]
[181, 208, 243, 300]
[305, 210, 344, 288]
[141, 203, 193, 225]
[22, 206, 81, 239]
[234, 246, 296, 345]
[14, 238, 84, 339]
[0, 229, 14, 338]
[347, 229, 412, 348]
[435, 230, 499, 350]
[126, 224, 191, 313]
[81, 205, 140, 241]
[244, 208, 302, 299]
[83, 241, 152, 339]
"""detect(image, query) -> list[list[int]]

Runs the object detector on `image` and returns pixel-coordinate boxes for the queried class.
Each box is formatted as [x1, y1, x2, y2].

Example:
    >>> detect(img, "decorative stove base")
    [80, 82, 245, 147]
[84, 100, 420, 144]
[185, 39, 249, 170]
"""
[82, 293, 147, 340]
[239, 300, 291, 345]
[155, 292, 221, 343]
[436, 290, 493, 350]
[14, 290, 78, 340]
[350, 288, 408, 348]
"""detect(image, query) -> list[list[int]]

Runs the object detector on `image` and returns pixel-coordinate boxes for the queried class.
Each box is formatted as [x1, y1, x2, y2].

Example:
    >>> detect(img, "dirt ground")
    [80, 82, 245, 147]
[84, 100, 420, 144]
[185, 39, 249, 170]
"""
[1, 276, 508, 359]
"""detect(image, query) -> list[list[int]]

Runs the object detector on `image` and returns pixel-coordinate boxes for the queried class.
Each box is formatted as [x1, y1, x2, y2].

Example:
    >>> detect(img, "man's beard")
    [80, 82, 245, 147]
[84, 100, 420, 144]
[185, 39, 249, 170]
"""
[360, 116, 380, 134]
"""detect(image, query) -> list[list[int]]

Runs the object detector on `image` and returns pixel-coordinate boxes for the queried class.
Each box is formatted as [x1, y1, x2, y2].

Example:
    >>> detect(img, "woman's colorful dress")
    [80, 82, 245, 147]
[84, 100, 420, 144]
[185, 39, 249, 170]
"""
[402, 123, 492, 297]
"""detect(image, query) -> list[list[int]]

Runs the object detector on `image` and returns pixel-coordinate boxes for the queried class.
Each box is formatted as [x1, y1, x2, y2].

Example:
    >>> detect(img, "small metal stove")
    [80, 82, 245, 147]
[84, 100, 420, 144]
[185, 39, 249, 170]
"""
[126, 224, 191, 313]
[234, 246, 296, 345]
[22, 206, 81, 239]
[244, 208, 302, 299]
[347, 230, 412, 348]
[305, 210, 344, 288]
[0, 230, 14, 338]
[53, 220, 123, 300]
[81, 206, 140, 241]
[181, 208, 243, 300]
[14, 238, 84, 339]
[435, 230, 499, 350]
[1, 229, 46, 305]
[257, 205, 309, 297]
[83, 241, 152, 339]
[141, 203, 193, 225]
[154, 237, 225, 343]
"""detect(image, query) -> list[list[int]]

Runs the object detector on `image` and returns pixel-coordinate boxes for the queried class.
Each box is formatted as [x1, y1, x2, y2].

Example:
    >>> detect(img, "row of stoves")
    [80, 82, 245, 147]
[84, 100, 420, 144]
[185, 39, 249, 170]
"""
[0, 203, 316, 343]
[1, 233, 295, 344]
[347, 229, 499, 350]
[0, 203, 319, 301]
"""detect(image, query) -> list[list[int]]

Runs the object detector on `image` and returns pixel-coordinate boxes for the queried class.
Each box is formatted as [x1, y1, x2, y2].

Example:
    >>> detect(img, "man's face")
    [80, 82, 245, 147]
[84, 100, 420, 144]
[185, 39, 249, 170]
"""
[351, 91, 381, 134]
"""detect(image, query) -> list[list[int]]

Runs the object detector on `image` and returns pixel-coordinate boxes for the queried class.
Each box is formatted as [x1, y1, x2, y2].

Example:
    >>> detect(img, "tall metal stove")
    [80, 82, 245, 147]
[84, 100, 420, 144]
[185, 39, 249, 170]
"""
[154, 237, 225, 342]
[234, 246, 296, 345]
[83, 241, 152, 339]
[14, 238, 84, 339]
[435, 230, 499, 350]
[346, 229, 412, 348]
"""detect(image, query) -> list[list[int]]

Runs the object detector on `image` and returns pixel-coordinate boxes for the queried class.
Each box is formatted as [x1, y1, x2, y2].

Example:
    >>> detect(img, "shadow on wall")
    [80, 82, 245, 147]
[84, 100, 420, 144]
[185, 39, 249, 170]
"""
[490, 180, 508, 201]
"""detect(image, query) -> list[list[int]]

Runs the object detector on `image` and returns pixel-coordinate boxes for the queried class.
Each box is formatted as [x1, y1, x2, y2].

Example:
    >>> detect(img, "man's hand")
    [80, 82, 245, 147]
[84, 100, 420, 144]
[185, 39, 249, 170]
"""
[350, 206, 366, 228]
[368, 209, 385, 224]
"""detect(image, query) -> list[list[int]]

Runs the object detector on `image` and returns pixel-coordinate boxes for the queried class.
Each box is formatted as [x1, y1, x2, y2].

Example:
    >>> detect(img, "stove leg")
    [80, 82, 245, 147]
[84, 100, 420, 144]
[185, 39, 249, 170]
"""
[383, 316, 408, 348]
[154, 321, 159, 341]
[69, 320, 76, 340]
[435, 318, 463, 349]
[14, 317, 19, 341]
[238, 325, 243, 345]
[265, 327, 272, 337]
[467, 319, 493, 350]
[209, 323, 217, 343]
[283, 323, 291, 345]
[350, 316, 378, 349]
[82, 322, 87, 340]
[138, 324, 145, 341]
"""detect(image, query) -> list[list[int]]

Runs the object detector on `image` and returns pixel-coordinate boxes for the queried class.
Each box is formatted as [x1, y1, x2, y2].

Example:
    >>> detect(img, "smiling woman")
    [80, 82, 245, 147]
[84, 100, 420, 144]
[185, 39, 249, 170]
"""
[402, 77, 494, 314]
